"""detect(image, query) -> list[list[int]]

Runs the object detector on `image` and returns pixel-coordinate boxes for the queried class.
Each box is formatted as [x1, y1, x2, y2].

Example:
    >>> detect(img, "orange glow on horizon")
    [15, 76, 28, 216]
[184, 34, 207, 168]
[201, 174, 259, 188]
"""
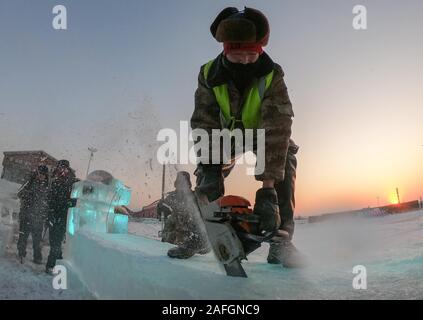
[389, 193, 399, 205]
[389, 195, 398, 204]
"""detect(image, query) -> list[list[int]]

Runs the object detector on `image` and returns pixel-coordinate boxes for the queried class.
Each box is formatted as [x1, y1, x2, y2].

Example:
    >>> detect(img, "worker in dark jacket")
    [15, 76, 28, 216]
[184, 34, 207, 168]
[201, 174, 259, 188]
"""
[17, 165, 50, 264]
[45, 160, 76, 273]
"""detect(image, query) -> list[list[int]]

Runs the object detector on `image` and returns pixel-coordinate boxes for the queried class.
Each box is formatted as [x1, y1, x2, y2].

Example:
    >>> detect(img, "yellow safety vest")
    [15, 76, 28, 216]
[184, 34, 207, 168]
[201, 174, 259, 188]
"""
[203, 59, 274, 130]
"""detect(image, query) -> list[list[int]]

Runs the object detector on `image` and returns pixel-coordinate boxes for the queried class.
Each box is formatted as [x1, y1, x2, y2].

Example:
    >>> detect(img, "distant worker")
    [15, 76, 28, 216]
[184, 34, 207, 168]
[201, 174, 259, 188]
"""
[45, 160, 76, 273]
[17, 165, 50, 264]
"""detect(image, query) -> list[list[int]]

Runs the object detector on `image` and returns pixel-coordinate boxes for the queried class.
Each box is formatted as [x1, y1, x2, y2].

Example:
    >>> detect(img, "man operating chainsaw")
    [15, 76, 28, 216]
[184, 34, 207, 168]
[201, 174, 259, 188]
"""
[190, 7, 306, 268]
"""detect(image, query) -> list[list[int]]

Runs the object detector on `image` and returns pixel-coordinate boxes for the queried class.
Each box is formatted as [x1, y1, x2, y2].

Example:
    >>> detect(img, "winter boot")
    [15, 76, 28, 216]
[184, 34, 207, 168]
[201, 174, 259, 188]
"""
[33, 249, 42, 265]
[17, 250, 26, 264]
[253, 188, 281, 234]
[45, 267, 54, 275]
[267, 240, 307, 268]
[167, 241, 210, 259]
[167, 244, 198, 259]
[197, 246, 211, 255]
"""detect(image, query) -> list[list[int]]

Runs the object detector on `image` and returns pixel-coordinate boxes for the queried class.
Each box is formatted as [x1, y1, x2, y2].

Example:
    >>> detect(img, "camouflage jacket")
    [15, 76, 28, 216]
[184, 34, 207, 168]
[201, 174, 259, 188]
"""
[191, 52, 294, 182]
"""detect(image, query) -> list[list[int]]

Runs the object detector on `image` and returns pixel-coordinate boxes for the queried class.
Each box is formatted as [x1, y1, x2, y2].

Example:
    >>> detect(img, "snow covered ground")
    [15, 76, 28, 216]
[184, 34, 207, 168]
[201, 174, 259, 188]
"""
[0, 179, 90, 300]
[0, 221, 91, 299]
[1, 176, 423, 299]
[0, 245, 90, 300]
[128, 218, 161, 240]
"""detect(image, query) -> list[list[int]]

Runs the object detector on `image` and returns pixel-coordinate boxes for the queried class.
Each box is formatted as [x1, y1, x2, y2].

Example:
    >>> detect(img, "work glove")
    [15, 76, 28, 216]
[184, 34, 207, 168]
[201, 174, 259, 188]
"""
[67, 198, 77, 208]
[253, 188, 281, 234]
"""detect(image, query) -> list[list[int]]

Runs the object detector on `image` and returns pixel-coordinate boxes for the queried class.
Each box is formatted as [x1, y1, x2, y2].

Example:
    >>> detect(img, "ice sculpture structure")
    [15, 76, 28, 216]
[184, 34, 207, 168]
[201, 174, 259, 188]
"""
[67, 170, 131, 235]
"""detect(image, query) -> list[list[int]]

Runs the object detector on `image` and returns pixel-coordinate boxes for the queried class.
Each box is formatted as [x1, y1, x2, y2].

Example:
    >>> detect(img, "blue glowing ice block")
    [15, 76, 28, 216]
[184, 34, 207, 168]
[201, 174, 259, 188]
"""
[67, 170, 131, 235]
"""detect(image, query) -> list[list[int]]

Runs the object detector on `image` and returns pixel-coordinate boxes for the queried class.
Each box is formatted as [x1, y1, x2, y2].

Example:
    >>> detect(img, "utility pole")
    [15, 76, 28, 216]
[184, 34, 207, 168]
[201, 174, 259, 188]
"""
[396, 187, 401, 204]
[161, 163, 166, 202]
[86, 147, 97, 178]
[158, 163, 166, 238]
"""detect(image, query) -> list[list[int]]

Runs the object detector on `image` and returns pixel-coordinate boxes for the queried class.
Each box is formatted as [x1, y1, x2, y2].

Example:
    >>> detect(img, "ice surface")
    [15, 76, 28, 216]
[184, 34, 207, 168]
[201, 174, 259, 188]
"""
[61, 210, 423, 299]
[128, 218, 161, 240]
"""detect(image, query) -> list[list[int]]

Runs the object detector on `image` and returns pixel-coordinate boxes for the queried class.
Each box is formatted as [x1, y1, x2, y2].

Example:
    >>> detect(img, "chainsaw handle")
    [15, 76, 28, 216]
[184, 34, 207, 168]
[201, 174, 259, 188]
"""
[212, 211, 261, 224]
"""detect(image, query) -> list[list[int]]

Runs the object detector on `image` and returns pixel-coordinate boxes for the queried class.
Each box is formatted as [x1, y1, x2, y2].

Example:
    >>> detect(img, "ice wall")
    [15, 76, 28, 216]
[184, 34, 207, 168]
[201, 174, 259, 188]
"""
[60, 208, 423, 299]
[0, 179, 20, 225]
[0, 179, 20, 256]
[59, 172, 423, 300]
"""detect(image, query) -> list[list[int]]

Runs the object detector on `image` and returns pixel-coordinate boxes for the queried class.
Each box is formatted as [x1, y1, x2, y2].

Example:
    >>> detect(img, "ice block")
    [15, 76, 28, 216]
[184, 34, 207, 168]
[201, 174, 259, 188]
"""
[67, 170, 131, 235]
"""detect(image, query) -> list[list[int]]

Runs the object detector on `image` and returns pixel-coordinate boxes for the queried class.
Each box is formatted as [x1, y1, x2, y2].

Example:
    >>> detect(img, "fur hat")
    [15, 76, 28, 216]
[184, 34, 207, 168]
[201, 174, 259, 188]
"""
[37, 165, 49, 175]
[210, 7, 270, 46]
[57, 159, 70, 168]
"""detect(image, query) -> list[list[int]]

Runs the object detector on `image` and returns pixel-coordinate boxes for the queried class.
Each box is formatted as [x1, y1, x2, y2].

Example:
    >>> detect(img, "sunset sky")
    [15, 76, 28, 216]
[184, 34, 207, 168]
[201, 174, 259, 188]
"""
[0, 0, 422, 215]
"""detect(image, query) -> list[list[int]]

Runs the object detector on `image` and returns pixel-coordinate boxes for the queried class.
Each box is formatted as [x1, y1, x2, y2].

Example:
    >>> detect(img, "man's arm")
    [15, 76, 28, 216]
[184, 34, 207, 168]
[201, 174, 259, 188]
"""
[45, 187, 56, 226]
[17, 173, 36, 200]
[190, 65, 222, 164]
[257, 63, 294, 183]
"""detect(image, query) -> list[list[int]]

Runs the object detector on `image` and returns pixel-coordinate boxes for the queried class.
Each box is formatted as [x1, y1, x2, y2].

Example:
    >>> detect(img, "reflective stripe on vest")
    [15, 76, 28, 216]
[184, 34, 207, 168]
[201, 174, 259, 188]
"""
[203, 59, 274, 130]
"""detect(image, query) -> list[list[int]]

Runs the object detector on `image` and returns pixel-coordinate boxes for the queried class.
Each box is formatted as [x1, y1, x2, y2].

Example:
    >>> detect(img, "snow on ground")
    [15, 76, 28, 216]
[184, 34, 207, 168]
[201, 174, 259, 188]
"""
[128, 218, 161, 240]
[0, 224, 91, 300]
[0, 250, 88, 299]
[0, 223, 92, 299]
[0, 179, 90, 300]
[247, 210, 423, 299]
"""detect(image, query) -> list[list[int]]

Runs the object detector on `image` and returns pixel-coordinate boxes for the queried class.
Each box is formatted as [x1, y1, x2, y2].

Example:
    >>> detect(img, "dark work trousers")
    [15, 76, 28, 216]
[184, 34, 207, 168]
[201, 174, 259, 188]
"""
[46, 218, 66, 269]
[17, 217, 43, 261]
[195, 144, 298, 240]
[275, 150, 297, 239]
